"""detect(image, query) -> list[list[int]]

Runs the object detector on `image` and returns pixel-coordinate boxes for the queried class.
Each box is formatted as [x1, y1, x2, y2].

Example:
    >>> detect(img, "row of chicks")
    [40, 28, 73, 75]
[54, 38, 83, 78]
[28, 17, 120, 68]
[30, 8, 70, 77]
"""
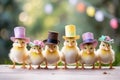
[9, 32, 115, 70]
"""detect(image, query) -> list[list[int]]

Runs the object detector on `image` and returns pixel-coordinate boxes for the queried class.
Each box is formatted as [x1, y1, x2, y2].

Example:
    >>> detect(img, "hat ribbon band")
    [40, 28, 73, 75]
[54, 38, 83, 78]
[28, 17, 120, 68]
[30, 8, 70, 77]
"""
[47, 39, 58, 43]
[83, 39, 94, 42]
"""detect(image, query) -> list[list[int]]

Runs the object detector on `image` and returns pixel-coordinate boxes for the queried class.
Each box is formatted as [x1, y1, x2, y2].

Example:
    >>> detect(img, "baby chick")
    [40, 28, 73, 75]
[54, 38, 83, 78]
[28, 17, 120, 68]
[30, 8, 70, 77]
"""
[27, 40, 45, 70]
[97, 39, 115, 69]
[79, 32, 98, 69]
[43, 44, 60, 69]
[80, 43, 97, 69]
[61, 38, 80, 69]
[43, 31, 60, 69]
[9, 39, 28, 69]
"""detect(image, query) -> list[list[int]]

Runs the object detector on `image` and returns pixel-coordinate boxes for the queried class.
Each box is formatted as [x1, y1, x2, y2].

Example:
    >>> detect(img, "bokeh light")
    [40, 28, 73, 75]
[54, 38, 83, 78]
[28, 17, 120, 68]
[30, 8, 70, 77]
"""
[95, 10, 104, 22]
[44, 3, 53, 14]
[86, 6, 95, 17]
[76, 3, 86, 13]
[110, 18, 118, 29]
[19, 12, 28, 22]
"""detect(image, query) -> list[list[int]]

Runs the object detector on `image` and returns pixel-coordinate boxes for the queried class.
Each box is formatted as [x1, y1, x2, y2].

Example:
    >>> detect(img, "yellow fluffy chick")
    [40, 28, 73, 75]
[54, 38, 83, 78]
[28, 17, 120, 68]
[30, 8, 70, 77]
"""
[27, 45, 45, 70]
[80, 43, 97, 69]
[97, 42, 115, 69]
[61, 38, 80, 69]
[43, 44, 60, 69]
[9, 39, 28, 69]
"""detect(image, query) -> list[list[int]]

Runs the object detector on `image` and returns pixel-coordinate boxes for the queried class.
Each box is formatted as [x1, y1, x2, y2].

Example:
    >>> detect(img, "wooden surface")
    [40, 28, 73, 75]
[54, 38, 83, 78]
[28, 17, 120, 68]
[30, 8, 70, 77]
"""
[0, 65, 120, 80]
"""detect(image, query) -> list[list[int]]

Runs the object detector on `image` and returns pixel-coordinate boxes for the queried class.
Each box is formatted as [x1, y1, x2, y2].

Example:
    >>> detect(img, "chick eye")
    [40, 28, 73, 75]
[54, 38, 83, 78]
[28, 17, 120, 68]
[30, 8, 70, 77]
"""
[15, 40, 19, 43]
[54, 46, 56, 48]
[84, 47, 87, 49]
[47, 45, 50, 48]
[90, 47, 93, 50]
[22, 41, 25, 44]
[72, 41, 75, 43]
[102, 44, 105, 46]
[66, 40, 69, 43]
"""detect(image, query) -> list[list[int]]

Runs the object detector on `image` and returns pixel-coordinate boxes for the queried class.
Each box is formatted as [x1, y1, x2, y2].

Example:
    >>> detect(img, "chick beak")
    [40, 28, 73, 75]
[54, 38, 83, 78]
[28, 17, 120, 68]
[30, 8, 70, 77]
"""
[18, 44, 23, 48]
[105, 47, 109, 51]
[69, 43, 72, 47]
[35, 50, 39, 53]
[50, 49, 54, 52]
[87, 51, 90, 55]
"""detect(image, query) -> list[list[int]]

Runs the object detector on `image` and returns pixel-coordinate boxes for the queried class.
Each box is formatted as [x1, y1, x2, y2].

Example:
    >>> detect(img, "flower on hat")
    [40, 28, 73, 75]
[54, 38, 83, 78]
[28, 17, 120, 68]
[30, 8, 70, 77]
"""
[98, 35, 114, 44]
[29, 40, 44, 48]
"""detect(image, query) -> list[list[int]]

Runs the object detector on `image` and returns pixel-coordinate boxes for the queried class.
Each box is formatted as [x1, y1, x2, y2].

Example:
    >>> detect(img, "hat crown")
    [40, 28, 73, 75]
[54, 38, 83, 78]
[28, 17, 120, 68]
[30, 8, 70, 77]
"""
[48, 31, 58, 40]
[14, 27, 25, 38]
[82, 32, 94, 41]
[43, 31, 60, 45]
[80, 32, 98, 49]
[65, 25, 76, 37]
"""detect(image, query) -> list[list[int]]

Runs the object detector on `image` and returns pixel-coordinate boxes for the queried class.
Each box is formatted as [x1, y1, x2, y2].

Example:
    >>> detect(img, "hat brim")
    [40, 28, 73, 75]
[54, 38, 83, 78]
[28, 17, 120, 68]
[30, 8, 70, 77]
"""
[43, 39, 60, 45]
[99, 39, 114, 44]
[63, 35, 80, 40]
[80, 40, 98, 49]
[10, 37, 30, 43]
[100, 41, 112, 44]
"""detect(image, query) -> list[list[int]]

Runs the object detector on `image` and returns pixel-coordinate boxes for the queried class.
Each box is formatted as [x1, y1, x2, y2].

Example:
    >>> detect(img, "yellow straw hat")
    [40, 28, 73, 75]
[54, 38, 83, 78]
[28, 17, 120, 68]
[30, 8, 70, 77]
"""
[63, 25, 80, 39]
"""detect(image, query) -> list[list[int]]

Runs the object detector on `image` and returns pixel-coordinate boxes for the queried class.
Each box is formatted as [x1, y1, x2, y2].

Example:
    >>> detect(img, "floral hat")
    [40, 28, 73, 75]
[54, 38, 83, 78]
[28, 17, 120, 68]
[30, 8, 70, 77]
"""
[98, 35, 114, 44]
[29, 40, 44, 48]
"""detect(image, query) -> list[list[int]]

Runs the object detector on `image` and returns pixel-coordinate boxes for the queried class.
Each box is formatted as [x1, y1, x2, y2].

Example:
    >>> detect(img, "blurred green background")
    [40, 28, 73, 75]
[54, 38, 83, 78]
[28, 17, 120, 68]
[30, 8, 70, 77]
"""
[0, 0, 120, 65]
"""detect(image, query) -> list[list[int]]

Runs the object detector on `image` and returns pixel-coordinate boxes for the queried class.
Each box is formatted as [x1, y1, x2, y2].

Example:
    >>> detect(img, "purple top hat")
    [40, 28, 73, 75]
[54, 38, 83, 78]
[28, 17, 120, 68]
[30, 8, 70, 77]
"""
[10, 27, 30, 43]
[80, 32, 98, 49]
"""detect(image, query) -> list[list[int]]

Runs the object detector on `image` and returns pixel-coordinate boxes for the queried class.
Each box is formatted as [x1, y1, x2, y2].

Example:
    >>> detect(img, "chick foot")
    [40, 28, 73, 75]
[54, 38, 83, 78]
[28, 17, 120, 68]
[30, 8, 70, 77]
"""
[109, 62, 113, 69]
[10, 62, 16, 69]
[37, 65, 42, 69]
[92, 64, 95, 69]
[81, 64, 85, 70]
[21, 63, 27, 69]
[10, 65, 15, 69]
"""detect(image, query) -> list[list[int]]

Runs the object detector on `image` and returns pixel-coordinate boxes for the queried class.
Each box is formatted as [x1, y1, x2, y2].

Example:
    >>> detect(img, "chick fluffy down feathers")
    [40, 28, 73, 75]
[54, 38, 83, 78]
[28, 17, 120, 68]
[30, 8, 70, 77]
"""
[26, 51, 44, 65]
[43, 45, 60, 64]
[96, 49, 115, 64]
[79, 50, 97, 64]
[61, 46, 80, 64]
[9, 47, 28, 64]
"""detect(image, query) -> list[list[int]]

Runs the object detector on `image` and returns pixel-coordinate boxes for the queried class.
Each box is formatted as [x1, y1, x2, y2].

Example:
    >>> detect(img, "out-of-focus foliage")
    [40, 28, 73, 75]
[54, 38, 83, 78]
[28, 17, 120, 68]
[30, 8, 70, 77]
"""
[0, 0, 120, 65]
[0, 0, 21, 63]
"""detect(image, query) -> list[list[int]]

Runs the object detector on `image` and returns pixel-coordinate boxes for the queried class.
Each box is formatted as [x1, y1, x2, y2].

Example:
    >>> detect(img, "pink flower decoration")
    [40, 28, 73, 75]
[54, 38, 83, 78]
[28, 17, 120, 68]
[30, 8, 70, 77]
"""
[33, 40, 44, 48]
[105, 36, 111, 41]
